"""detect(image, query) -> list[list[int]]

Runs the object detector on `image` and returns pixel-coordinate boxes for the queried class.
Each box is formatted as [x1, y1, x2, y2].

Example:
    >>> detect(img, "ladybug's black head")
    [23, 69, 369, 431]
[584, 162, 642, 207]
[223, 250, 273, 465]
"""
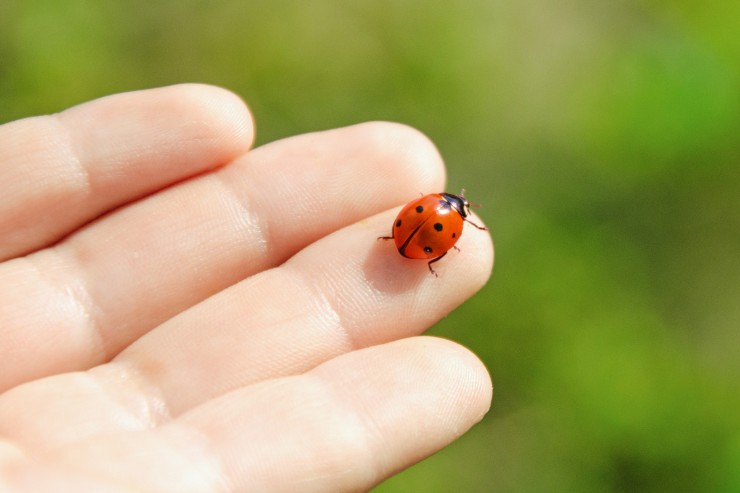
[441, 193, 471, 218]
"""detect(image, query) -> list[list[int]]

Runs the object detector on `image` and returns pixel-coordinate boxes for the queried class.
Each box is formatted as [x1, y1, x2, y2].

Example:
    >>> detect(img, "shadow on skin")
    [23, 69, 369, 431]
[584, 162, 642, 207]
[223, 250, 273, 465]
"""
[363, 235, 440, 294]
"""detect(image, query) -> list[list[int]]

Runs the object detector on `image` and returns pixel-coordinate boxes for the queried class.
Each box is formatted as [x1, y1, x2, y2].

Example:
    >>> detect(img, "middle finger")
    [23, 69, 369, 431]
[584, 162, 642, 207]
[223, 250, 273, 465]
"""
[116, 207, 493, 414]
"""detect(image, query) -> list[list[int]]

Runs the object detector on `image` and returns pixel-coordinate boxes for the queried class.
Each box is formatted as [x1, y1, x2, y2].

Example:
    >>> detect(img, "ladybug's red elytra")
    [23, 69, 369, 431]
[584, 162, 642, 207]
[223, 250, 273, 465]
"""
[378, 192, 488, 277]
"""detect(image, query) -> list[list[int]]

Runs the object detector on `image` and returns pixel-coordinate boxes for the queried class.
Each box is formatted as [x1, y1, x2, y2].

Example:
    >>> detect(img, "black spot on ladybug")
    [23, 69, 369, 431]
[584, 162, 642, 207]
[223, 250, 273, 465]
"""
[452, 232, 456, 238]
[434, 222, 443, 232]
[424, 246, 433, 253]
[415, 205, 424, 213]
[395, 219, 402, 228]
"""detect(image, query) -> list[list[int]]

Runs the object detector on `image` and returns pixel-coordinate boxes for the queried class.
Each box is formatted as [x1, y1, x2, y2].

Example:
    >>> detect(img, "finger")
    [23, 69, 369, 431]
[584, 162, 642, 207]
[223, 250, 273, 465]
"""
[116, 207, 493, 414]
[0, 209, 493, 450]
[0, 84, 254, 261]
[8, 337, 492, 493]
[0, 123, 446, 390]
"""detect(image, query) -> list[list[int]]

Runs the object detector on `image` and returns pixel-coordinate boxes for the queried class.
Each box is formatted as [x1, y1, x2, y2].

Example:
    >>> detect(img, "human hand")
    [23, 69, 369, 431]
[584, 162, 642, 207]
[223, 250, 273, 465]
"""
[0, 84, 494, 492]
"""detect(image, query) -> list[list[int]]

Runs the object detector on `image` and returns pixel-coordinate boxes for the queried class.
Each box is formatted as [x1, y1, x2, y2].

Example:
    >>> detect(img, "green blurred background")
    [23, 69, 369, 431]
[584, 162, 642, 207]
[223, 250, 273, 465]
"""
[2, 1, 739, 491]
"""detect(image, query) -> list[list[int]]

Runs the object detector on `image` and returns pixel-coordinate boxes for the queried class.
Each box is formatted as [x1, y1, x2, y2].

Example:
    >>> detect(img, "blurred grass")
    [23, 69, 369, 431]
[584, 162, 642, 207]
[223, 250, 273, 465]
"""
[1, 1, 739, 491]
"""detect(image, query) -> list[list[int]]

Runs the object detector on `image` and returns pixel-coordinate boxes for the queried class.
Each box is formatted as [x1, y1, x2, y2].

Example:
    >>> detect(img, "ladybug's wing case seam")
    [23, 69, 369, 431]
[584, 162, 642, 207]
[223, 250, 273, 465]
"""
[398, 216, 431, 258]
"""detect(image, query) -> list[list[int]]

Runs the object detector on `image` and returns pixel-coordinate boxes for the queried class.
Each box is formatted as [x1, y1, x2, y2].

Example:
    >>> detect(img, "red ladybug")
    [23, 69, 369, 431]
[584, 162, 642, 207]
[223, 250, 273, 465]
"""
[379, 192, 488, 276]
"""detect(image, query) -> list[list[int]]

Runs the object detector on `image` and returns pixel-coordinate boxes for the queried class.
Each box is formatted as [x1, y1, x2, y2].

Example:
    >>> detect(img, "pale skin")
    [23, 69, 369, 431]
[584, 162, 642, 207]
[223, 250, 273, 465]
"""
[0, 84, 494, 492]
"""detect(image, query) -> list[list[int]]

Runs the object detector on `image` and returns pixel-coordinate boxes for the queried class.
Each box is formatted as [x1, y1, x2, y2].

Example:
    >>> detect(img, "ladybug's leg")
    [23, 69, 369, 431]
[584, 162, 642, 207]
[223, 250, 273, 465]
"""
[377, 234, 394, 240]
[464, 218, 488, 231]
[427, 252, 447, 277]
[453, 245, 461, 252]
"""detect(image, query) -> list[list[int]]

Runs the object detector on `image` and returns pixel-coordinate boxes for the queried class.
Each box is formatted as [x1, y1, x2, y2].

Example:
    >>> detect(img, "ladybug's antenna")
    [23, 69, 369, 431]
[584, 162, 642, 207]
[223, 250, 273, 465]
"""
[458, 188, 481, 207]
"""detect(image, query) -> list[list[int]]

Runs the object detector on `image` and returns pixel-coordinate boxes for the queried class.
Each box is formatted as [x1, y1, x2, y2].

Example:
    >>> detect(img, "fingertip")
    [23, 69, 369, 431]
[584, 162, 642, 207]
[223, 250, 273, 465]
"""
[412, 211, 494, 309]
[158, 83, 255, 158]
[349, 121, 447, 196]
[458, 211, 495, 285]
[61, 83, 256, 165]
[402, 336, 493, 424]
[315, 336, 493, 481]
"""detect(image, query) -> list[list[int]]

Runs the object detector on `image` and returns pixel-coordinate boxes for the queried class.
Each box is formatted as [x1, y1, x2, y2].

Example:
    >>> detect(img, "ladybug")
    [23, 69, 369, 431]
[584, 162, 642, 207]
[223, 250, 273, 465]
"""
[379, 191, 488, 276]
